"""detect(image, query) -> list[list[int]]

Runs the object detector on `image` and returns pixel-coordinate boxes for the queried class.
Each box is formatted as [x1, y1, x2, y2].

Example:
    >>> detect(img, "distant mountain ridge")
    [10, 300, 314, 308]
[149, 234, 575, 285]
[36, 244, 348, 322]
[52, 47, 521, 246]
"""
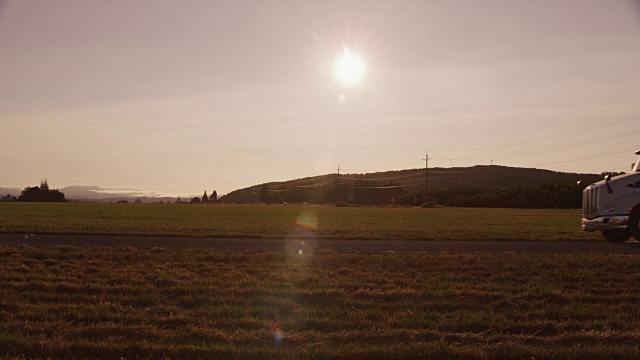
[0, 187, 21, 197]
[220, 165, 606, 204]
[0, 185, 196, 203]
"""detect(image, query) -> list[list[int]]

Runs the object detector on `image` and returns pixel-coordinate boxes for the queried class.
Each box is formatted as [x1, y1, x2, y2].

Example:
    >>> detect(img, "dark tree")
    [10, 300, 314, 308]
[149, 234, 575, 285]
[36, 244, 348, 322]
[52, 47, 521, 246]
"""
[211, 190, 217, 203]
[18, 179, 66, 202]
[40, 179, 49, 192]
[190, 197, 202, 204]
[202, 191, 209, 204]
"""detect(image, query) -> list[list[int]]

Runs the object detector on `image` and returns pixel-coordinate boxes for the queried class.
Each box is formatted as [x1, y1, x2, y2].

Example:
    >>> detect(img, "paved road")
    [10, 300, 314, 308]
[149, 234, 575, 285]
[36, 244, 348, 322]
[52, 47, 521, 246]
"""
[1, 233, 640, 254]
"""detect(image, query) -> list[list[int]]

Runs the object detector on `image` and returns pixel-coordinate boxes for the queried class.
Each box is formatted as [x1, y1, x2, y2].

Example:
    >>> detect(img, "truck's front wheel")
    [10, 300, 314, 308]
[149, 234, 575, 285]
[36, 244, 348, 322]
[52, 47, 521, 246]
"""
[629, 208, 640, 241]
[602, 229, 630, 242]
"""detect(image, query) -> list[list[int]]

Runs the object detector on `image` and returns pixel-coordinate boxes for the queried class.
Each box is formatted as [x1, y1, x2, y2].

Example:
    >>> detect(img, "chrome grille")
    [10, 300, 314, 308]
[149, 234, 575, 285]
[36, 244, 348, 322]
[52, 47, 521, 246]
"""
[583, 186, 600, 218]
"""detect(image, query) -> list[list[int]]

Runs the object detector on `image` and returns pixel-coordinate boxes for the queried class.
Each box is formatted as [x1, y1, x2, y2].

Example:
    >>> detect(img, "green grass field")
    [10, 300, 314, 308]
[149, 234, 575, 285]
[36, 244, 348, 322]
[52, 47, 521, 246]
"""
[0, 203, 601, 241]
[1, 245, 639, 359]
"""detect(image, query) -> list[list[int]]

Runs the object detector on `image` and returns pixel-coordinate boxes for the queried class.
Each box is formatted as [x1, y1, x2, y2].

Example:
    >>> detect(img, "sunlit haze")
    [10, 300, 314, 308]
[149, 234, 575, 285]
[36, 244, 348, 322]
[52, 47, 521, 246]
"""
[1, 0, 639, 196]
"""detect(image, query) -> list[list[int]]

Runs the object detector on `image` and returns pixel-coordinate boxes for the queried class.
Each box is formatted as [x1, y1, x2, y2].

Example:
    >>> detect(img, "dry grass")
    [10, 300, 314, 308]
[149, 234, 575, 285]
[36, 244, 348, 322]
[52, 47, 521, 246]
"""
[1, 245, 639, 359]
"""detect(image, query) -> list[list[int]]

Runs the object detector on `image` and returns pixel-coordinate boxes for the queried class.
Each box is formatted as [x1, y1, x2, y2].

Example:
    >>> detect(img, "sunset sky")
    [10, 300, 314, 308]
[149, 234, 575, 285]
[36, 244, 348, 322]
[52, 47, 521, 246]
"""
[1, 0, 639, 196]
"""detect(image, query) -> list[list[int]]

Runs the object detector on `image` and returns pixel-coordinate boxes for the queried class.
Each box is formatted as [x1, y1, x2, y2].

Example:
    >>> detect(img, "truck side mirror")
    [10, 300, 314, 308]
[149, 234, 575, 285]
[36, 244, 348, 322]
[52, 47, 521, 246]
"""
[604, 174, 613, 194]
[576, 180, 583, 187]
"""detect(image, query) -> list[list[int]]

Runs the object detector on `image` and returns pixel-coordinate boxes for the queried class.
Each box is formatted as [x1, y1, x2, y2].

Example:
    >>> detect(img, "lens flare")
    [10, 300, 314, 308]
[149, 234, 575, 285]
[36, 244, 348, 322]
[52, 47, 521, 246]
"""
[270, 323, 284, 348]
[295, 211, 318, 230]
[285, 212, 319, 262]
[285, 238, 316, 260]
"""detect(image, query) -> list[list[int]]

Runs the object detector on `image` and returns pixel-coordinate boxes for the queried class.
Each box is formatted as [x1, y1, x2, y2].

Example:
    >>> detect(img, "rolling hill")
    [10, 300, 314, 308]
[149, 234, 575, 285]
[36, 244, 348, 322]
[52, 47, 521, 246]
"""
[219, 165, 606, 204]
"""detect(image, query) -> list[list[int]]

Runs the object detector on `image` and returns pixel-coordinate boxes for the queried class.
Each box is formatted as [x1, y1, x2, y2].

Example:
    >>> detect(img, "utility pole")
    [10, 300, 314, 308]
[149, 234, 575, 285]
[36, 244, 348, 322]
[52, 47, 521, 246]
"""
[291, 177, 296, 203]
[336, 165, 341, 205]
[422, 151, 431, 203]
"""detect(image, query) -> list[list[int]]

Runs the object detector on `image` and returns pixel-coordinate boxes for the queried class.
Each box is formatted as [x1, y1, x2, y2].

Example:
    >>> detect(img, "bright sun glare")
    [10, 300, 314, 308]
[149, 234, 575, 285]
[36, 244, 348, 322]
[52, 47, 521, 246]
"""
[334, 48, 366, 87]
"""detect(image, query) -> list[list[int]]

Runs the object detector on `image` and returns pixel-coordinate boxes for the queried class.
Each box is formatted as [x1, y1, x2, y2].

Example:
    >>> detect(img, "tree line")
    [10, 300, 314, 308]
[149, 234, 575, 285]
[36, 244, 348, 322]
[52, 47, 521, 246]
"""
[225, 180, 586, 209]
[18, 179, 66, 202]
[189, 190, 218, 204]
[13, 178, 586, 208]
[408, 183, 584, 209]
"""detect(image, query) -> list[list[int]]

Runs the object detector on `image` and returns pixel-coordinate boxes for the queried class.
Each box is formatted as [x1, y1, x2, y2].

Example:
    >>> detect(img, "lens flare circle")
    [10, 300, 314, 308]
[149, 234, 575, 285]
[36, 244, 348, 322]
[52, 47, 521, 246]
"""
[334, 48, 366, 87]
[295, 211, 318, 230]
[284, 211, 319, 263]
[270, 324, 284, 348]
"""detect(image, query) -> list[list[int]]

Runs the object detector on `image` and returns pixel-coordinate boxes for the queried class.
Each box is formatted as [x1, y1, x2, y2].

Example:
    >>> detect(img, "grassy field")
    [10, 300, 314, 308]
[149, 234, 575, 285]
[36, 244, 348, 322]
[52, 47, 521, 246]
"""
[1, 245, 639, 359]
[0, 203, 601, 241]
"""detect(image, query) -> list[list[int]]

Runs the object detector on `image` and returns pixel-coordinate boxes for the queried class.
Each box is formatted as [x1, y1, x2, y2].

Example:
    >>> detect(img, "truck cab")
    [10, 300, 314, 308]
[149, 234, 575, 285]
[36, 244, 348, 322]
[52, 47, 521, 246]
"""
[582, 150, 640, 242]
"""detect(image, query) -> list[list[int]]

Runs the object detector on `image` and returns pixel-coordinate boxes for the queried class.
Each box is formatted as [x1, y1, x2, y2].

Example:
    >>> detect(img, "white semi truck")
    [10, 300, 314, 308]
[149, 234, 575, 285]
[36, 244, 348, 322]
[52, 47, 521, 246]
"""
[582, 150, 640, 242]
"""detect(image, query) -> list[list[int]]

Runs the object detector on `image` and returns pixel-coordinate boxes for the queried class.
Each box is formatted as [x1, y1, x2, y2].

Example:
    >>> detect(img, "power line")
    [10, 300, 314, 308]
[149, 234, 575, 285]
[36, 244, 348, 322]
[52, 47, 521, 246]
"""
[341, 169, 491, 181]
[340, 157, 500, 178]
[265, 170, 341, 190]
[440, 114, 640, 152]
[345, 173, 484, 189]
[429, 170, 489, 174]
[346, 185, 404, 189]
[283, 168, 487, 184]
[292, 178, 337, 188]
[341, 171, 424, 181]
[265, 175, 486, 193]
[534, 145, 640, 167]
[435, 128, 640, 161]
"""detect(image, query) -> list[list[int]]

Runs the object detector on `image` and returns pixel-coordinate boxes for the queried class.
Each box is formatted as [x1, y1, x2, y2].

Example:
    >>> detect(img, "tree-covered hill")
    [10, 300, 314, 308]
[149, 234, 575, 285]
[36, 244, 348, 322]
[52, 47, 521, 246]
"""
[219, 165, 608, 208]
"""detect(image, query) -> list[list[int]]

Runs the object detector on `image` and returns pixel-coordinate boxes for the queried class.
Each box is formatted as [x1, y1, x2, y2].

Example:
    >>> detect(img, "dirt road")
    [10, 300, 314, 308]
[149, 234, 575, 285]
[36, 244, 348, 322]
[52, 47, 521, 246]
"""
[1, 233, 639, 254]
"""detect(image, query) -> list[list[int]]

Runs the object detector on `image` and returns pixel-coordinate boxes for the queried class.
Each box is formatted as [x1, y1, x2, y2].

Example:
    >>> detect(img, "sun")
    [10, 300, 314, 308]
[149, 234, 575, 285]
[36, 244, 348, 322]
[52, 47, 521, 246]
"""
[334, 47, 366, 87]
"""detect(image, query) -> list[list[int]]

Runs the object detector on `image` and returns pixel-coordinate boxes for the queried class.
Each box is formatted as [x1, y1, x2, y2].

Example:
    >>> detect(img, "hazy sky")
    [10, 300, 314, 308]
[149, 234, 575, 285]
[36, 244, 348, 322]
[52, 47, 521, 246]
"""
[1, 0, 639, 196]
